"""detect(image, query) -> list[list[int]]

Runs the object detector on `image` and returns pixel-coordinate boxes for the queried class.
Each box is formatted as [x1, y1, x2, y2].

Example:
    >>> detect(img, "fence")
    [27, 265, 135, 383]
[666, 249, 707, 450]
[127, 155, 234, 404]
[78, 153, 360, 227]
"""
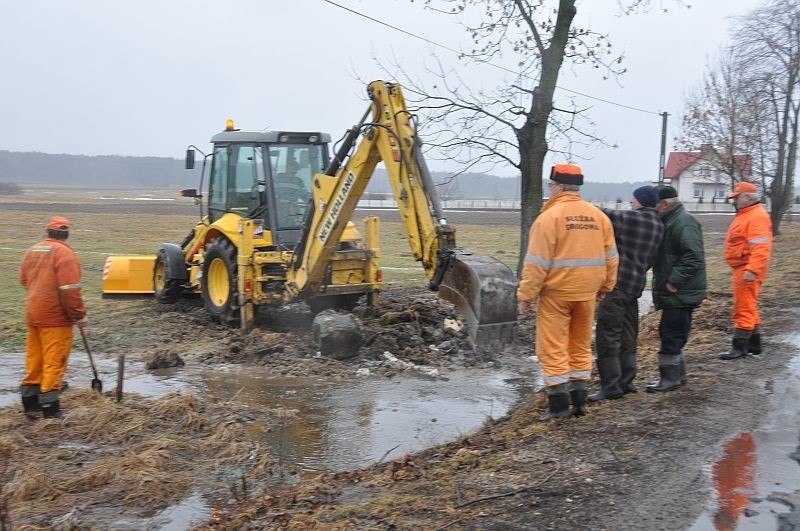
[357, 198, 800, 213]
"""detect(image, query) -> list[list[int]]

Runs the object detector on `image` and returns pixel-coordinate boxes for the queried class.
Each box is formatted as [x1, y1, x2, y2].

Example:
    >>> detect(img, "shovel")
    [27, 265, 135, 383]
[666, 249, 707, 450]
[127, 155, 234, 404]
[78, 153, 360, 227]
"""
[78, 326, 103, 393]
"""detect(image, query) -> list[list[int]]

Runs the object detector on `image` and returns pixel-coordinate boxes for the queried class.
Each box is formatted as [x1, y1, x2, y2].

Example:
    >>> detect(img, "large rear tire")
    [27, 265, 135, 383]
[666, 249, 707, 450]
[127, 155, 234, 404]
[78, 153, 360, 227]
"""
[201, 238, 240, 326]
[153, 248, 183, 304]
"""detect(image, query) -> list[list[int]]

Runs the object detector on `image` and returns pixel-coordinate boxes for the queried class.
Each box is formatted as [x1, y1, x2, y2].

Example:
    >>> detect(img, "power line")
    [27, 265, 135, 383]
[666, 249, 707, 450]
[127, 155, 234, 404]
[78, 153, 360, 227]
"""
[321, 0, 662, 116]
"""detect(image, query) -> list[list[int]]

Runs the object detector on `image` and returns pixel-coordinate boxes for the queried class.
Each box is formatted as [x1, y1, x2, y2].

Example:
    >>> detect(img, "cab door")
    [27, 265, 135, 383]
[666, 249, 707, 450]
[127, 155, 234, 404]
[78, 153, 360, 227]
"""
[207, 144, 267, 223]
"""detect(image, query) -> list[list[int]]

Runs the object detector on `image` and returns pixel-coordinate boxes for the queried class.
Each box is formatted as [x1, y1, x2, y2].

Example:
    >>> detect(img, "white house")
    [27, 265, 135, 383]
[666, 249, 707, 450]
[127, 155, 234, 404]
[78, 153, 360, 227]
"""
[660, 144, 752, 203]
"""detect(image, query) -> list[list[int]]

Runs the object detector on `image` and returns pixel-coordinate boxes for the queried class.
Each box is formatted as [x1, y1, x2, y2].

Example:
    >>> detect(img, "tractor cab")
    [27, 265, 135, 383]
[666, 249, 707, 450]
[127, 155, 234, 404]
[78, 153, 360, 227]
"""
[185, 124, 331, 249]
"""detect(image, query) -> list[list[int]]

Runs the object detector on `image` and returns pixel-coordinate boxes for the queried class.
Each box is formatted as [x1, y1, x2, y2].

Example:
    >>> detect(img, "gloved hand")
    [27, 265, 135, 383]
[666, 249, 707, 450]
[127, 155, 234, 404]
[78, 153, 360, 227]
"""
[517, 300, 531, 316]
[75, 317, 88, 329]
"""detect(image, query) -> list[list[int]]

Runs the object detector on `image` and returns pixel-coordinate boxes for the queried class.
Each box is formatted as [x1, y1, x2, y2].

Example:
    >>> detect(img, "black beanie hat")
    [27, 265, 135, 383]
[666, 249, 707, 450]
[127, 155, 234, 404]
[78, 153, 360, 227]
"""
[658, 186, 678, 200]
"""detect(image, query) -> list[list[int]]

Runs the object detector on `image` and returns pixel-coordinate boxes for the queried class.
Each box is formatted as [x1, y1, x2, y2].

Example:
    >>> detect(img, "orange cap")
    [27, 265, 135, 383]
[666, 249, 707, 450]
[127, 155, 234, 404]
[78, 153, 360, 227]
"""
[550, 163, 584, 185]
[728, 181, 757, 199]
[46, 216, 71, 231]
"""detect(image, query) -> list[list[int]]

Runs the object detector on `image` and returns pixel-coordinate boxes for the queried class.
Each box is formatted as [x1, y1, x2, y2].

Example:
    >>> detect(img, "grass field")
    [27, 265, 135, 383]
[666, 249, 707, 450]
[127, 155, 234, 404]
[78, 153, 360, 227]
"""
[0, 187, 520, 347]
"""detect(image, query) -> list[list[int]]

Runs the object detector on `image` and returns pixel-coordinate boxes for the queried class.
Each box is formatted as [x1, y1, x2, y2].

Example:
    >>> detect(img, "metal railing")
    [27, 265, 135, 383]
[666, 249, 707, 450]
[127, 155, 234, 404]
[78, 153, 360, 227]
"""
[357, 198, 800, 213]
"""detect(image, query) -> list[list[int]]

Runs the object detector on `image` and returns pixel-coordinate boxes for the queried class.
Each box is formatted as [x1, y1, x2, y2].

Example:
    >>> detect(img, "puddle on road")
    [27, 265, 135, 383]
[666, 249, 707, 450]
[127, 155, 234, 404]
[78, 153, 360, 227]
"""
[690, 333, 800, 530]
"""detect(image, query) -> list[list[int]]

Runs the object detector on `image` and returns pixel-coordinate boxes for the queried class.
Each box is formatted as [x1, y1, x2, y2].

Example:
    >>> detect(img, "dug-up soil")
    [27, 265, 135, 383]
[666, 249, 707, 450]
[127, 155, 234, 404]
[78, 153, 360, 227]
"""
[2, 222, 800, 530]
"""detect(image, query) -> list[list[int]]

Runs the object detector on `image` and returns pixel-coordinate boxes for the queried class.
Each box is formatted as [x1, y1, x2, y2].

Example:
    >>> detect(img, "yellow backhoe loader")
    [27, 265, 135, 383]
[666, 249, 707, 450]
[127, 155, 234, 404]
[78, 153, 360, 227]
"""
[102, 80, 517, 351]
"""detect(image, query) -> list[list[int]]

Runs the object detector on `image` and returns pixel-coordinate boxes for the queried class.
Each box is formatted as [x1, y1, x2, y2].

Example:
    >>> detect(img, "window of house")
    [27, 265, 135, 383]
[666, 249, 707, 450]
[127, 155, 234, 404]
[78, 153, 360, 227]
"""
[715, 187, 727, 198]
[693, 184, 705, 198]
[698, 165, 711, 180]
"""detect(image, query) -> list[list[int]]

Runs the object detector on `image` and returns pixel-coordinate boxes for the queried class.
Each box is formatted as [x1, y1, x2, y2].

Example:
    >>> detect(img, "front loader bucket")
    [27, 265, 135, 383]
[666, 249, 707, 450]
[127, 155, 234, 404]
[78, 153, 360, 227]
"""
[437, 249, 517, 353]
[101, 255, 157, 296]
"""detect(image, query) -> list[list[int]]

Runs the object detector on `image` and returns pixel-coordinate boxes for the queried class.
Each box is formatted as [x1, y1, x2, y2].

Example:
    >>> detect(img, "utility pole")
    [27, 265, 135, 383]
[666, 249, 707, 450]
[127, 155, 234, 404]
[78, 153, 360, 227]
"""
[658, 112, 669, 185]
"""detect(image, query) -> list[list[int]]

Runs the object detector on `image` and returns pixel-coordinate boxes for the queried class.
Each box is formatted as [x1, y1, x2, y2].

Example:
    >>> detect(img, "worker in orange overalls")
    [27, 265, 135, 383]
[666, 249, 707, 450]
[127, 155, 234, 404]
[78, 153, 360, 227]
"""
[19, 216, 87, 419]
[518, 164, 618, 420]
[720, 182, 772, 360]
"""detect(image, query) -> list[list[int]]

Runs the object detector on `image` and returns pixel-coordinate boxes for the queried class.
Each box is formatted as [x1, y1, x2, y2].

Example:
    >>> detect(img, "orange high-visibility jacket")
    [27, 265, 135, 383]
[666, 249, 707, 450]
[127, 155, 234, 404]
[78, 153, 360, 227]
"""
[518, 192, 618, 302]
[724, 203, 772, 278]
[19, 238, 86, 327]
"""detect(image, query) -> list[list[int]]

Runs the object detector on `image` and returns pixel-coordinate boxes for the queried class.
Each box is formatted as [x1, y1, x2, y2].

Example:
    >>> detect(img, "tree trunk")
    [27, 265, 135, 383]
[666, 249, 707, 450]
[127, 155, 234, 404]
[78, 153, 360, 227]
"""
[772, 111, 798, 234]
[515, 0, 577, 275]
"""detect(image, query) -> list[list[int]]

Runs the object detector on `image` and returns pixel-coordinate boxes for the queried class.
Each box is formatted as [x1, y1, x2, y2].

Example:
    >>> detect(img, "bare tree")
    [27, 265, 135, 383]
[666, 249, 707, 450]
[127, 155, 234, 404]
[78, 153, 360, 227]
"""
[736, 0, 800, 234]
[677, 49, 764, 187]
[380, 0, 683, 271]
[678, 0, 799, 234]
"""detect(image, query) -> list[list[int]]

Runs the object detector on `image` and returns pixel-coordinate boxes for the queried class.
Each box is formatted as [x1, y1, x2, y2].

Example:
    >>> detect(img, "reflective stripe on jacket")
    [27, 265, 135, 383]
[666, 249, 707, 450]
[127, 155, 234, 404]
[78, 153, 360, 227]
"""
[19, 238, 86, 326]
[517, 192, 618, 302]
[724, 202, 772, 277]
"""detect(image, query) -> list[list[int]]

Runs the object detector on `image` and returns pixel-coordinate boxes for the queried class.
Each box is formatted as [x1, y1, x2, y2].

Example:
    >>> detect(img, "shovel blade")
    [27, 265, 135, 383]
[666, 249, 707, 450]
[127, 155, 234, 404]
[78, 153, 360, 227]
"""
[91, 379, 103, 394]
[437, 249, 517, 353]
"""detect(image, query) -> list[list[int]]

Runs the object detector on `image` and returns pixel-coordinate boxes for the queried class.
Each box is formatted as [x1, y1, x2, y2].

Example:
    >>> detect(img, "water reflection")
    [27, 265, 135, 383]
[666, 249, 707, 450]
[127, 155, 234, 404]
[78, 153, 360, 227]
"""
[201, 369, 530, 472]
[711, 432, 756, 531]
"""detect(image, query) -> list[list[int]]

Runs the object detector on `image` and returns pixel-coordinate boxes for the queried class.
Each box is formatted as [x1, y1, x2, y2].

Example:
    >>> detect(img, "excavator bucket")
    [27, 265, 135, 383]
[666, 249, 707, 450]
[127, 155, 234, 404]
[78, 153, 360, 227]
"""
[101, 255, 156, 296]
[437, 249, 518, 353]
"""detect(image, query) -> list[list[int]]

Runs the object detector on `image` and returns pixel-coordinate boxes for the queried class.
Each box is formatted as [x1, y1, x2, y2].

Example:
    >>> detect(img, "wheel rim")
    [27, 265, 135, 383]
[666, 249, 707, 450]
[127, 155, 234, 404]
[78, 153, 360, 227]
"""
[154, 261, 166, 292]
[207, 257, 230, 308]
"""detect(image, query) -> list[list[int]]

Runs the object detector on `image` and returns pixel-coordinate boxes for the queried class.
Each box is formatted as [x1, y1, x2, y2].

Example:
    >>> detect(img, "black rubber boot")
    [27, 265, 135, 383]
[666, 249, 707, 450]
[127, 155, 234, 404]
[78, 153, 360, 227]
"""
[41, 400, 63, 419]
[748, 325, 762, 355]
[678, 355, 688, 385]
[588, 357, 624, 403]
[21, 395, 40, 421]
[21, 384, 41, 420]
[645, 359, 683, 393]
[539, 384, 571, 421]
[720, 328, 752, 360]
[619, 351, 638, 395]
[569, 381, 589, 417]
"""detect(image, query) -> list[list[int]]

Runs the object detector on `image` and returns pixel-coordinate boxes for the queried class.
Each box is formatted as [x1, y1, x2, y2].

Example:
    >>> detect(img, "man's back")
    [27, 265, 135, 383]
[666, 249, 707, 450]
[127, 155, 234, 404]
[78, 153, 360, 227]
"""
[603, 207, 663, 298]
[520, 192, 618, 301]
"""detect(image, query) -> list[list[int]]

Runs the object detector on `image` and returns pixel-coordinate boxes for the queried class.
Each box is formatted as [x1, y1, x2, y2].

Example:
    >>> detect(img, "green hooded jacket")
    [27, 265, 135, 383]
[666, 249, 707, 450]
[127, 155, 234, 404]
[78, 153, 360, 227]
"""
[652, 202, 707, 309]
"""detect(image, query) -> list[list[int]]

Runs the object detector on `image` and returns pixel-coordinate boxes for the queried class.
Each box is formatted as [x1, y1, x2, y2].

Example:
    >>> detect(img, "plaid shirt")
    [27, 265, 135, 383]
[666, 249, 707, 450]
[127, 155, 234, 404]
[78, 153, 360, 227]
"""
[601, 206, 664, 298]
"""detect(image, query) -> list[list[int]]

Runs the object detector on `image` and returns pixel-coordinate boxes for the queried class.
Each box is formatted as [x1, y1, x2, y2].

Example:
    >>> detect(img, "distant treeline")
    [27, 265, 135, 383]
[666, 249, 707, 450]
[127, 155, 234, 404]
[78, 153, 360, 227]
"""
[0, 150, 199, 189]
[0, 150, 650, 201]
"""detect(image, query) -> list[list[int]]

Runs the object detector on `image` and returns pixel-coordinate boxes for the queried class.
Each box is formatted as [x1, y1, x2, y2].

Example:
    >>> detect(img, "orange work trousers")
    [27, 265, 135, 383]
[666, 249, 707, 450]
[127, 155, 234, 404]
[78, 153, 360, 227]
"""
[22, 324, 73, 394]
[732, 267, 763, 330]
[535, 296, 595, 386]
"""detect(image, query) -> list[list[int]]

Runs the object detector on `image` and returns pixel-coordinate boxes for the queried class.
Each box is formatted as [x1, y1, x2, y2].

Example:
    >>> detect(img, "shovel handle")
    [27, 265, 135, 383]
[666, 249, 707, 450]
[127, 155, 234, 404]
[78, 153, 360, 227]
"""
[78, 326, 99, 376]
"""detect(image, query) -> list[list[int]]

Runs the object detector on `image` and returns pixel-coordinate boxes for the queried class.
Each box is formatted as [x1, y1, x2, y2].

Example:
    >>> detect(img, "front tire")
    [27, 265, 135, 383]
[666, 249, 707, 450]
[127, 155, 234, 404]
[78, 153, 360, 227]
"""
[153, 248, 183, 304]
[201, 238, 240, 326]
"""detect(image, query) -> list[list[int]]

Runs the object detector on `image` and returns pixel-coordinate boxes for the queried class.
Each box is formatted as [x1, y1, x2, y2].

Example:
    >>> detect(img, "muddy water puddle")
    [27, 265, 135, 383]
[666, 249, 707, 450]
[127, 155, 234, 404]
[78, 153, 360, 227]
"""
[1, 350, 535, 528]
[690, 332, 800, 530]
[1, 353, 533, 472]
[1, 351, 534, 528]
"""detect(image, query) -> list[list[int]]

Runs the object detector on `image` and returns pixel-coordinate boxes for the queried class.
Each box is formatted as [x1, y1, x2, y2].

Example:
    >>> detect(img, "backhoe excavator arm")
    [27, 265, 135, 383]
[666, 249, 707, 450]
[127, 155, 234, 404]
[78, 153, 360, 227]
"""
[288, 80, 517, 352]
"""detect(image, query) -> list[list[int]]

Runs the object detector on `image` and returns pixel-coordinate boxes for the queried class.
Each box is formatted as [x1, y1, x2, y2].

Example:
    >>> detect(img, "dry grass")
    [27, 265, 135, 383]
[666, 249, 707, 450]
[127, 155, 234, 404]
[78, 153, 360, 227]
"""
[0, 389, 277, 527]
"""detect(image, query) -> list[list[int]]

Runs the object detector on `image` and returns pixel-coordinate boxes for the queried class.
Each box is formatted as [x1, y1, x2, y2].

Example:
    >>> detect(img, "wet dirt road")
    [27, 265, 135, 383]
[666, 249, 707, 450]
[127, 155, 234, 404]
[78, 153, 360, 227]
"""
[689, 331, 800, 530]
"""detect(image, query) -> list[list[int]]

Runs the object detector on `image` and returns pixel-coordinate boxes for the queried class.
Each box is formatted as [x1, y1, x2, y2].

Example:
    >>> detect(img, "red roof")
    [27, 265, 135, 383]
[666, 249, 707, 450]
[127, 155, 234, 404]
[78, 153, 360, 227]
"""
[665, 147, 751, 179]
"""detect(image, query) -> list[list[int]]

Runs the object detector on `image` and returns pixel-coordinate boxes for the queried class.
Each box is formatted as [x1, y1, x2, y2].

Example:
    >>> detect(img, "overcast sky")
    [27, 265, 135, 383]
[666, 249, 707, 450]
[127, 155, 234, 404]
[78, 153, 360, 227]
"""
[0, 0, 763, 183]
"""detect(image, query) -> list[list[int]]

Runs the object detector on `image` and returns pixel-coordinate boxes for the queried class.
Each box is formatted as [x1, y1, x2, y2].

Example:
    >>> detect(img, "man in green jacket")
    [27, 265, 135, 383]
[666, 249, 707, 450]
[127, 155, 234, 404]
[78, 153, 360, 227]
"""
[647, 186, 707, 393]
